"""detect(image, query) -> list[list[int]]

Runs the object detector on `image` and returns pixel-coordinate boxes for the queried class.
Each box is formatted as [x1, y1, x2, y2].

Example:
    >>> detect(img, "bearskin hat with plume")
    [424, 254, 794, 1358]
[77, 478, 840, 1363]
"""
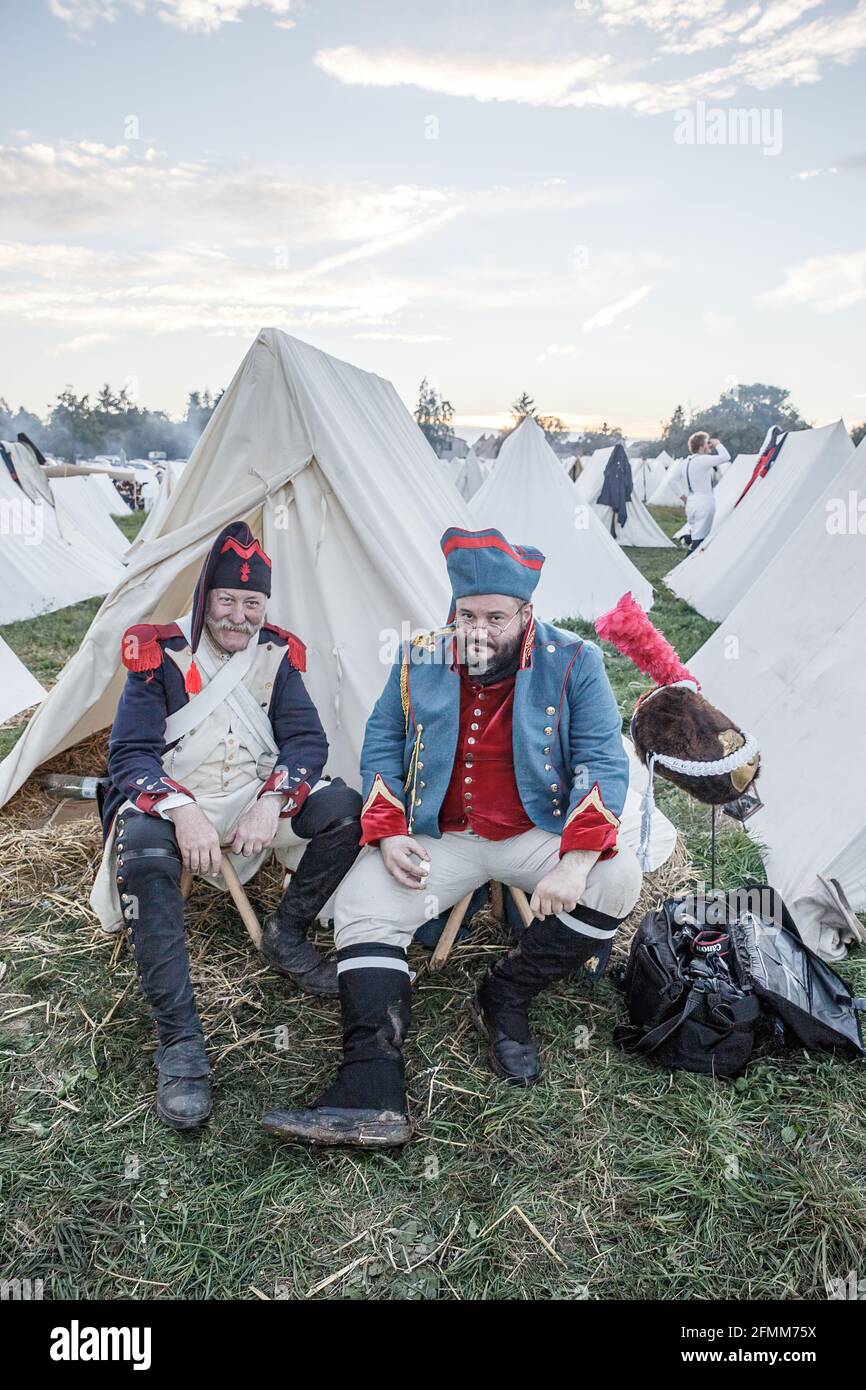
[595, 593, 759, 805]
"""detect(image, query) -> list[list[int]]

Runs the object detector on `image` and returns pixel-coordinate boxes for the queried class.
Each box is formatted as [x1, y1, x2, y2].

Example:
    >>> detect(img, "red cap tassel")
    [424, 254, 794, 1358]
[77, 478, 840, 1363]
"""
[185, 656, 202, 695]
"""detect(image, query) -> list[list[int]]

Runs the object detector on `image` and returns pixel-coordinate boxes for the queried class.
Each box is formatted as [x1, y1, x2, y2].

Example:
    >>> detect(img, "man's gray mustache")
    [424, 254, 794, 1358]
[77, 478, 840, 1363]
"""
[211, 617, 258, 634]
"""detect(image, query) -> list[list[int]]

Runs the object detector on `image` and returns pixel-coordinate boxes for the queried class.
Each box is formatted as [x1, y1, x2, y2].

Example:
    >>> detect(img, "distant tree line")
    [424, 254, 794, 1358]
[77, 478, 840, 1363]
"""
[644, 384, 811, 458]
[0, 385, 222, 462]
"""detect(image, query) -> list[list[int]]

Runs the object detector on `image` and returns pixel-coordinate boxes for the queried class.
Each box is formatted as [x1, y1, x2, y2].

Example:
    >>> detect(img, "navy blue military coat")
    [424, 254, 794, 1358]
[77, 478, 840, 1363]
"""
[101, 621, 327, 839]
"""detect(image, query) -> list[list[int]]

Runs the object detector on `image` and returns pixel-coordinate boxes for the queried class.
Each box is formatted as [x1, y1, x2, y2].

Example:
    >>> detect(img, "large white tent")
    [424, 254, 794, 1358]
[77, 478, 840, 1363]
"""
[667, 421, 854, 621]
[574, 445, 673, 548]
[0, 636, 45, 725]
[689, 436, 866, 958]
[468, 417, 653, 619]
[0, 329, 474, 807]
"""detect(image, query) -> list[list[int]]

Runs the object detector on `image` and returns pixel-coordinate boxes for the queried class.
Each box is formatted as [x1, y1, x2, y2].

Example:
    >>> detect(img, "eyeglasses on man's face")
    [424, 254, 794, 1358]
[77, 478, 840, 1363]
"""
[454, 605, 527, 635]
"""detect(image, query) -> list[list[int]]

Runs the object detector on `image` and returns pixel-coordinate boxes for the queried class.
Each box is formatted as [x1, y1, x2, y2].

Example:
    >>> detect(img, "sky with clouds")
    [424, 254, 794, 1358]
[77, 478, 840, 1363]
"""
[1, 0, 864, 437]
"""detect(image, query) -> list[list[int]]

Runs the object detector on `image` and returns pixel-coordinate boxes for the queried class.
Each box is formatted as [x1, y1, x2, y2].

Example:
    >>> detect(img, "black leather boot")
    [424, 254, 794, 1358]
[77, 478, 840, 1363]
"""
[470, 908, 621, 1085]
[116, 811, 212, 1130]
[263, 943, 413, 1148]
[260, 787, 362, 998]
[155, 1038, 213, 1131]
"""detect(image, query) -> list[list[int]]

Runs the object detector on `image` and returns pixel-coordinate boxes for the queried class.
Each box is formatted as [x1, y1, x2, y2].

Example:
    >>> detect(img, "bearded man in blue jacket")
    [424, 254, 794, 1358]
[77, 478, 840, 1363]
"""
[264, 527, 643, 1149]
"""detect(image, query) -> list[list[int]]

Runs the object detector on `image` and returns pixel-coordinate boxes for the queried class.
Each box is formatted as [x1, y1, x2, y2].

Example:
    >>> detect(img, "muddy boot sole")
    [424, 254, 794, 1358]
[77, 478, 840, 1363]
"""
[262, 1106, 413, 1149]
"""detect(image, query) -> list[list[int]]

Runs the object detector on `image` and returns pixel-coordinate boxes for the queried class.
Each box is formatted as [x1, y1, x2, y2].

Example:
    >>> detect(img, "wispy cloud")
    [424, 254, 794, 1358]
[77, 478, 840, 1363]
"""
[49, 331, 113, 354]
[354, 332, 452, 343]
[314, 47, 611, 105]
[582, 284, 652, 331]
[535, 343, 582, 363]
[314, 2, 866, 117]
[0, 136, 649, 343]
[50, 0, 301, 33]
[762, 250, 866, 312]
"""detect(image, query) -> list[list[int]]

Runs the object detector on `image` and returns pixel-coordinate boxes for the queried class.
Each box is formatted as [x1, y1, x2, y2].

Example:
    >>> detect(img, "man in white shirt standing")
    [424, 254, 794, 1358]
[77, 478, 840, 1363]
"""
[680, 431, 730, 552]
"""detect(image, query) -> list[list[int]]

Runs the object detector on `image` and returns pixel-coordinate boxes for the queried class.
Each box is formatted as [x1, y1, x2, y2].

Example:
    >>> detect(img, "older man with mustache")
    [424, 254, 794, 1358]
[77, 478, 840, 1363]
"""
[91, 521, 362, 1130]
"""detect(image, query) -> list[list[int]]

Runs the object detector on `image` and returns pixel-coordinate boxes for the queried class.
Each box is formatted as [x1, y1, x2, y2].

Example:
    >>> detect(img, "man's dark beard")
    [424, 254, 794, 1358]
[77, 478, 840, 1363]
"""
[463, 631, 523, 685]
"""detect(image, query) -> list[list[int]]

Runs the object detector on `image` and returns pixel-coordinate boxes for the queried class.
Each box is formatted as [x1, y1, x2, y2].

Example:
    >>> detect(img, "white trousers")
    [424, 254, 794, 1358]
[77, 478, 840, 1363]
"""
[333, 828, 643, 952]
[685, 491, 716, 543]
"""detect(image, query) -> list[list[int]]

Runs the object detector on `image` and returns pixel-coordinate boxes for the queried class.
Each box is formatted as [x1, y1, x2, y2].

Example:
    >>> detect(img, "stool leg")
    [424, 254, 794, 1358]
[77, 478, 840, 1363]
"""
[429, 891, 474, 972]
[489, 881, 504, 923]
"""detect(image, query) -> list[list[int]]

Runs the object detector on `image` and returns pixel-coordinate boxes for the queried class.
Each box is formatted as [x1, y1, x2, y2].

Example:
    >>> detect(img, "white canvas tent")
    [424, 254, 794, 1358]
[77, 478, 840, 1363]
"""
[702, 451, 759, 538]
[0, 636, 45, 725]
[667, 421, 854, 621]
[49, 476, 129, 560]
[129, 459, 189, 552]
[468, 418, 653, 620]
[689, 436, 866, 957]
[573, 445, 673, 548]
[0, 462, 125, 622]
[630, 452, 668, 502]
[453, 445, 485, 501]
[648, 457, 686, 507]
[90, 472, 131, 516]
[0, 329, 475, 807]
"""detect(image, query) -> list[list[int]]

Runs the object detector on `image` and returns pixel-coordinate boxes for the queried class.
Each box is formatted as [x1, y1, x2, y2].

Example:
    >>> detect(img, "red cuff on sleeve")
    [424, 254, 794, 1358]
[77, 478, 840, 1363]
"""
[279, 781, 312, 819]
[559, 783, 620, 858]
[134, 776, 195, 815]
[257, 768, 312, 819]
[359, 774, 409, 847]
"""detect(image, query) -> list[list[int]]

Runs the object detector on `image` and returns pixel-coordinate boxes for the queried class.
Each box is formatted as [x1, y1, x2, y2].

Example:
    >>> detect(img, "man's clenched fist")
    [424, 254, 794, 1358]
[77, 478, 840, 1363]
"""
[380, 835, 431, 890]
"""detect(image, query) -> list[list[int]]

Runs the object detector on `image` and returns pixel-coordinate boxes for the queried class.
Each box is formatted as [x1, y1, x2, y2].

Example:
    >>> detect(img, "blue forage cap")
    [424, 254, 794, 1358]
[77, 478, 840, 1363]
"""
[440, 527, 545, 603]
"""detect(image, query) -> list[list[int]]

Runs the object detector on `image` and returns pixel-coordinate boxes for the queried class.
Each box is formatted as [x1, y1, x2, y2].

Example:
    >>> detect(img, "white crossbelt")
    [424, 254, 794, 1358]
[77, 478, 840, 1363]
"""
[163, 614, 278, 759]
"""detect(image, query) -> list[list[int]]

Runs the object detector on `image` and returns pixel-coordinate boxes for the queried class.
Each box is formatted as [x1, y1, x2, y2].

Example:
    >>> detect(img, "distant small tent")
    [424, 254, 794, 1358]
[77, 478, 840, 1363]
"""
[453, 445, 485, 501]
[648, 456, 686, 507]
[574, 444, 672, 548]
[469, 417, 653, 620]
[630, 452, 667, 502]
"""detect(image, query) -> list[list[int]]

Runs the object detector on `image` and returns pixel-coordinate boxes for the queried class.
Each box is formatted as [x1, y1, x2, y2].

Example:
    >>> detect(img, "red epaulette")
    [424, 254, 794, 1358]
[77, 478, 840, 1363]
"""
[262, 623, 307, 672]
[120, 622, 184, 672]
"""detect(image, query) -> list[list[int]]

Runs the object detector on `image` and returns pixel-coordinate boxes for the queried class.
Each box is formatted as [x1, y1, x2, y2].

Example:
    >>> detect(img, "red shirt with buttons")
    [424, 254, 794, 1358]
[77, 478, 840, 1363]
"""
[438, 666, 534, 839]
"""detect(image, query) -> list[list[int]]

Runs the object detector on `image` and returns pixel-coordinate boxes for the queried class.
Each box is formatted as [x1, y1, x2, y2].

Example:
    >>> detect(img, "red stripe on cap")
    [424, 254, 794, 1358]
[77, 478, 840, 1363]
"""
[441, 532, 543, 570]
[219, 537, 272, 567]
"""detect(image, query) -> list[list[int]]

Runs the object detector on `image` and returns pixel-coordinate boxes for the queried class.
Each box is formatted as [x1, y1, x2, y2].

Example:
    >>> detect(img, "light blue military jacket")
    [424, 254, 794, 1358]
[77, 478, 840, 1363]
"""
[360, 616, 629, 846]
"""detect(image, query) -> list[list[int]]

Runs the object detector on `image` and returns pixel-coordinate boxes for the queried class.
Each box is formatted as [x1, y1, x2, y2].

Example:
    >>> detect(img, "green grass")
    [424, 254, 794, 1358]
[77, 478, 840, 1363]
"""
[1, 510, 864, 1302]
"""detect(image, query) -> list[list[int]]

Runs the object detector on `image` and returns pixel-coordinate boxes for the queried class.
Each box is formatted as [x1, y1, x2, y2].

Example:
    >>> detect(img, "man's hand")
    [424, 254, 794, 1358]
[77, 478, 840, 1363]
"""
[167, 802, 222, 876]
[228, 796, 282, 859]
[530, 850, 599, 919]
[380, 835, 431, 890]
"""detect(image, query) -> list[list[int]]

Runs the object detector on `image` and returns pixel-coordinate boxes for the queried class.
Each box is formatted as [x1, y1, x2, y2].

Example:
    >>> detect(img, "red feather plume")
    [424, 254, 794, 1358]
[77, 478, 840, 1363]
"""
[595, 592, 698, 689]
